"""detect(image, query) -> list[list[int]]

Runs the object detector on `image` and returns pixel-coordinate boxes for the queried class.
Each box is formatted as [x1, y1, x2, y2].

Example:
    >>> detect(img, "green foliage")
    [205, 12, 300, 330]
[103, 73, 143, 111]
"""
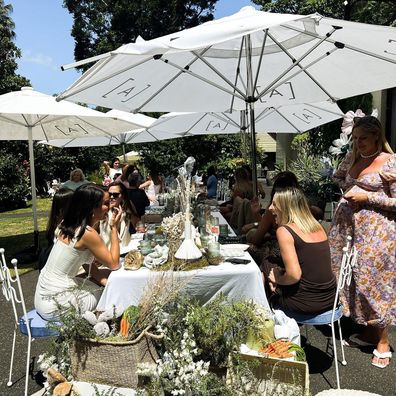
[163, 294, 257, 368]
[289, 136, 336, 206]
[136, 134, 243, 177]
[252, 0, 395, 25]
[0, 1, 30, 94]
[0, 151, 30, 211]
[63, 0, 219, 70]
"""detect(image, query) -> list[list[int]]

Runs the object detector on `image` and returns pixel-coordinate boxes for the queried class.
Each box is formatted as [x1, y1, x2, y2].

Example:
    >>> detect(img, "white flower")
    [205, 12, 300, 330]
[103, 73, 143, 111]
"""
[329, 132, 351, 156]
[341, 109, 365, 135]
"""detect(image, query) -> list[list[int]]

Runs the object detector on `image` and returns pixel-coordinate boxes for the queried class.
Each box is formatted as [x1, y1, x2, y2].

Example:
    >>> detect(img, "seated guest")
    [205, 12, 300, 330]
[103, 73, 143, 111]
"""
[38, 188, 74, 271]
[62, 168, 90, 190]
[265, 187, 336, 315]
[100, 181, 140, 249]
[35, 184, 122, 319]
[127, 173, 150, 217]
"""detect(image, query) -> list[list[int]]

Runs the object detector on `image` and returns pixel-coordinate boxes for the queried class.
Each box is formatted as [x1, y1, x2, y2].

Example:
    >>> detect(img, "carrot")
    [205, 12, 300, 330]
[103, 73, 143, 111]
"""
[120, 317, 129, 337]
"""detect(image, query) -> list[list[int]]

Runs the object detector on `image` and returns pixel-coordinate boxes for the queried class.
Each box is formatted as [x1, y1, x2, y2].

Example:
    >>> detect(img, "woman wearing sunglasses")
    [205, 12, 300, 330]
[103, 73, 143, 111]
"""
[100, 181, 140, 249]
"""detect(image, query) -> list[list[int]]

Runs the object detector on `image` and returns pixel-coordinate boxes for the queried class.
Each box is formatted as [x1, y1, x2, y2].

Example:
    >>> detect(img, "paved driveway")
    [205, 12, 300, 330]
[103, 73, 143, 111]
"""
[0, 270, 394, 396]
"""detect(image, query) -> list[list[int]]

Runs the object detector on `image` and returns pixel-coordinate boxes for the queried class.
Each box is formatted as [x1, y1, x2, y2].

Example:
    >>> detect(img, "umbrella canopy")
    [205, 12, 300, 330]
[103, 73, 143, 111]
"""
[40, 109, 174, 149]
[59, 6, 396, 113]
[58, 6, 396, 191]
[0, 87, 144, 247]
[146, 101, 343, 137]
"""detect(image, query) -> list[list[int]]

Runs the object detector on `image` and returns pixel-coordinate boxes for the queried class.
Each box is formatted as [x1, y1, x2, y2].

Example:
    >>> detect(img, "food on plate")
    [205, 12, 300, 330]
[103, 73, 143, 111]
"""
[124, 250, 143, 270]
[259, 339, 293, 359]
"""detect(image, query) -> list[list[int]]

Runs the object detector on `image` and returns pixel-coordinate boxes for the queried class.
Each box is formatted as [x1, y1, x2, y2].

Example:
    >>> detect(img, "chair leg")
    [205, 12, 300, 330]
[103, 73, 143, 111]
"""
[331, 321, 341, 389]
[337, 319, 347, 366]
[7, 327, 17, 387]
[24, 333, 32, 396]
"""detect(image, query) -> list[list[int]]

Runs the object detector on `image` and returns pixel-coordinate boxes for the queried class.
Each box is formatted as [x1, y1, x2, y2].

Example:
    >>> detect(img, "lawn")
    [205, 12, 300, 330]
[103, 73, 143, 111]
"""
[0, 197, 51, 275]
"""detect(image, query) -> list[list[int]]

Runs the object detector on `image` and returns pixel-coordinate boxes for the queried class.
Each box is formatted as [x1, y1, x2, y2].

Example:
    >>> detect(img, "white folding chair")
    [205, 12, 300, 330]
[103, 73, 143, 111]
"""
[280, 236, 358, 389]
[0, 248, 57, 396]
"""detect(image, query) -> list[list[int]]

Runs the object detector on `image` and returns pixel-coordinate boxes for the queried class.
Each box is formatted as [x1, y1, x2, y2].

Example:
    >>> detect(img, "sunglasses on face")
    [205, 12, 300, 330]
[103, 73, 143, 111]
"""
[109, 192, 121, 198]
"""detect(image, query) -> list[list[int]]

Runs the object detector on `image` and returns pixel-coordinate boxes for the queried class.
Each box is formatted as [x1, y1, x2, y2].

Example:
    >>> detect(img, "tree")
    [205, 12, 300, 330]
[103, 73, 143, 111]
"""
[63, 0, 219, 70]
[252, 0, 395, 26]
[0, 1, 30, 94]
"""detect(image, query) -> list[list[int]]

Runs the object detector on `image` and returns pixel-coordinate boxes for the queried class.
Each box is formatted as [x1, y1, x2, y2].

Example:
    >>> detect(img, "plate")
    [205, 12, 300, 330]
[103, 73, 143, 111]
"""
[221, 244, 249, 251]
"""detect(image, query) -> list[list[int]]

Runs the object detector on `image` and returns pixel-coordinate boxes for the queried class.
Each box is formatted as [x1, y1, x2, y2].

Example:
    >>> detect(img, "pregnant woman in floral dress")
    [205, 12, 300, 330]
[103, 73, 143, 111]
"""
[329, 116, 395, 369]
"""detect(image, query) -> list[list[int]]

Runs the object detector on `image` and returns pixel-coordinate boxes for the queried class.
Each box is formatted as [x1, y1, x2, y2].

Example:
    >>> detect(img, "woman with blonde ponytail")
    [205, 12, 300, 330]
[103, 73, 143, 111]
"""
[265, 187, 336, 316]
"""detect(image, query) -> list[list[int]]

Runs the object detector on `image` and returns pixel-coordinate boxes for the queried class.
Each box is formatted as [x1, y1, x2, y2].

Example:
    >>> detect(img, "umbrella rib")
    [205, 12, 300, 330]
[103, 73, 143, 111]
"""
[0, 114, 30, 127]
[257, 29, 338, 101]
[281, 23, 396, 65]
[212, 113, 240, 129]
[271, 107, 300, 133]
[74, 116, 120, 138]
[252, 29, 269, 95]
[58, 55, 153, 101]
[191, 50, 247, 99]
[184, 113, 208, 134]
[256, 48, 338, 103]
[230, 37, 246, 112]
[307, 102, 343, 117]
[134, 47, 212, 112]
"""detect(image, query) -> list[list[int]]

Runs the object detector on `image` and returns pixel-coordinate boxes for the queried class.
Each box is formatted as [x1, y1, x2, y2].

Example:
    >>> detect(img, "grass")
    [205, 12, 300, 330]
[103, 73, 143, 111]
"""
[0, 197, 51, 275]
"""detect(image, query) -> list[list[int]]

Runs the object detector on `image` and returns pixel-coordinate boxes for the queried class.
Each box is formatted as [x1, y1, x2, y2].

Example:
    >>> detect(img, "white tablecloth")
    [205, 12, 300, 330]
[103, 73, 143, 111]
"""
[96, 251, 269, 312]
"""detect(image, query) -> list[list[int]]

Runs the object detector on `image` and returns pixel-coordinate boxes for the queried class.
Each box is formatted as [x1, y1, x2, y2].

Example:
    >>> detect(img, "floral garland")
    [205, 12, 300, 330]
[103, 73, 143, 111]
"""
[329, 108, 378, 156]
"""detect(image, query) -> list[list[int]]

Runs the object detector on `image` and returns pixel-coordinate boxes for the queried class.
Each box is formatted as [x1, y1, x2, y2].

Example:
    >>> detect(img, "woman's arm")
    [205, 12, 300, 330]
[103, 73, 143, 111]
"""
[250, 209, 276, 246]
[79, 210, 123, 270]
[139, 180, 151, 189]
[269, 226, 301, 286]
[332, 152, 353, 192]
[344, 155, 396, 211]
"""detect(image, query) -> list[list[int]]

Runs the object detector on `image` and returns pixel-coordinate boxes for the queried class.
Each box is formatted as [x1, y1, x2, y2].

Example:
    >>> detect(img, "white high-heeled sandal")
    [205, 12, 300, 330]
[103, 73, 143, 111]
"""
[372, 349, 392, 369]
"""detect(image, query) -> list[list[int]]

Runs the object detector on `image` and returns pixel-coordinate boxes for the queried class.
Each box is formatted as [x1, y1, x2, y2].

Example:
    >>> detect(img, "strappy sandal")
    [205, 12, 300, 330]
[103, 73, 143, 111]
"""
[372, 349, 392, 369]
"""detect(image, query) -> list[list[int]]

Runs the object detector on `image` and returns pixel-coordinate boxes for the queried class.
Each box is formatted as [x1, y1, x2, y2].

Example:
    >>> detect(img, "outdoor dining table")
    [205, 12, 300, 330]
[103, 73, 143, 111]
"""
[96, 250, 270, 313]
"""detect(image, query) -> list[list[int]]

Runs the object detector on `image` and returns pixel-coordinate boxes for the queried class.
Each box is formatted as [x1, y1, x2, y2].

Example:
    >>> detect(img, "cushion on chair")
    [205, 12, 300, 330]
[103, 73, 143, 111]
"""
[19, 309, 59, 337]
[281, 304, 343, 325]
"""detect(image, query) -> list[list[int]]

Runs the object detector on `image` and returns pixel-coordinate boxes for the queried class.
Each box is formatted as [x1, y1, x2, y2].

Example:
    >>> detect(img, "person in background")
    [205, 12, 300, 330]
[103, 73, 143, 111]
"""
[35, 184, 122, 320]
[38, 188, 74, 271]
[115, 164, 136, 188]
[139, 170, 164, 205]
[329, 115, 395, 369]
[100, 181, 140, 249]
[265, 187, 336, 316]
[127, 173, 150, 217]
[61, 168, 89, 191]
[206, 165, 218, 199]
[104, 158, 123, 181]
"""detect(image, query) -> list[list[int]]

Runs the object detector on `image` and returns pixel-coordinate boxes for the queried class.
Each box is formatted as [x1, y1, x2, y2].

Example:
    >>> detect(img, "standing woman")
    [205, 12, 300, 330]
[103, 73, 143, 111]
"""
[100, 181, 140, 249]
[329, 116, 395, 369]
[35, 184, 123, 319]
[104, 158, 123, 180]
[139, 170, 164, 205]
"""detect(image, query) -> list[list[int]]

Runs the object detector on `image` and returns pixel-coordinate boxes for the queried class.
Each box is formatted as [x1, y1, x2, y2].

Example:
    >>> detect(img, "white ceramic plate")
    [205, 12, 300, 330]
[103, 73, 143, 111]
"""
[221, 244, 249, 251]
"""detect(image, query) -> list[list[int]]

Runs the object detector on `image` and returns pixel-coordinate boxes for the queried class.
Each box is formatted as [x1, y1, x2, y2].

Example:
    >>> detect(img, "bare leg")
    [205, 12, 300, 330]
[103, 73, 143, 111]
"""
[81, 262, 111, 286]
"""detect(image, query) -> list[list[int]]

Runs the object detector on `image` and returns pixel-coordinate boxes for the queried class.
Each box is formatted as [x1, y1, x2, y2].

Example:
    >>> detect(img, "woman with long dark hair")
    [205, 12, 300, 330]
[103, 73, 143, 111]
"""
[100, 181, 140, 249]
[35, 184, 123, 319]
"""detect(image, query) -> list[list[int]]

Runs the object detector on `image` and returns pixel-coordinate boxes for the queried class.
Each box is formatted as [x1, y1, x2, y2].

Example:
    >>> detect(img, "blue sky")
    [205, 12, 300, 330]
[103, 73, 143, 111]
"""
[11, 0, 258, 96]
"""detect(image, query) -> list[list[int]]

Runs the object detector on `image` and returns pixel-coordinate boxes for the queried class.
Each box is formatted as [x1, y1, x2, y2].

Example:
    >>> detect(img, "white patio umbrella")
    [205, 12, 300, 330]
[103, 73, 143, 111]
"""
[40, 109, 160, 161]
[58, 6, 396, 192]
[0, 87, 144, 248]
[146, 101, 343, 137]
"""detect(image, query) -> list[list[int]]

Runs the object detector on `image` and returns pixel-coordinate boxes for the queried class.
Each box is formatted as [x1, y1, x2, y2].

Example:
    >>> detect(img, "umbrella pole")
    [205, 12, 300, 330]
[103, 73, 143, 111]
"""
[122, 143, 126, 163]
[28, 126, 39, 251]
[248, 103, 258, 196]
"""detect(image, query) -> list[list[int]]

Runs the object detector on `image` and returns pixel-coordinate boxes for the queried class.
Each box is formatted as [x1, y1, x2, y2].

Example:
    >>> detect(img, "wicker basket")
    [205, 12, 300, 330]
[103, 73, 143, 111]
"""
[70, 328, 162, 388]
